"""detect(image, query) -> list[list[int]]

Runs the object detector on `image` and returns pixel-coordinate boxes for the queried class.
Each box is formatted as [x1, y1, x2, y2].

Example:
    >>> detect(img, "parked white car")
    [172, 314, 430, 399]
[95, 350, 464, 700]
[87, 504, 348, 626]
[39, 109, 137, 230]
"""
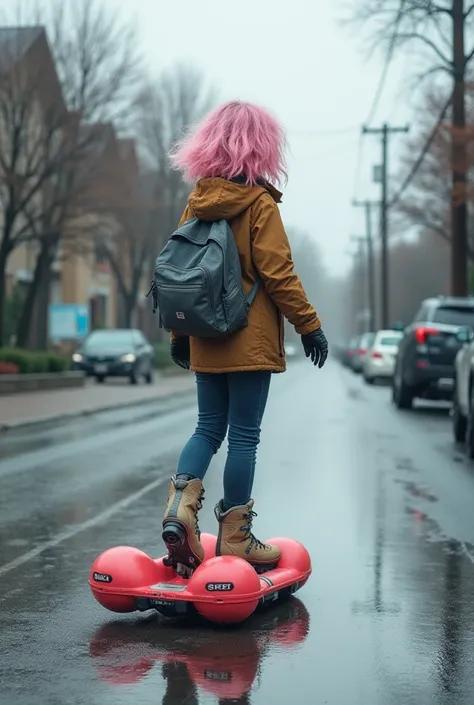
[452, 325, 474, 454]
[362, 330, 404, 384]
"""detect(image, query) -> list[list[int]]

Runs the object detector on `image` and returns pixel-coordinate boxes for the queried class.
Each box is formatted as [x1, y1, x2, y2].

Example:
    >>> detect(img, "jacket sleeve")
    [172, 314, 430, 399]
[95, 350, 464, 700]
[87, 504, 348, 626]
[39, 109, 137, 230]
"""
[170, 205, 193, 343]
[250, 194, 321, 335]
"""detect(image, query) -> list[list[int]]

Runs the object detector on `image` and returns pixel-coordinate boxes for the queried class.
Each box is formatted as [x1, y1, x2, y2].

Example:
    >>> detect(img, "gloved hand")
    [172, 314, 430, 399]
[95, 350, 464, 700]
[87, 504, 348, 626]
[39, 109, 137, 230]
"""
[301, 328, 328, 368]
[171, 336, 190, 370]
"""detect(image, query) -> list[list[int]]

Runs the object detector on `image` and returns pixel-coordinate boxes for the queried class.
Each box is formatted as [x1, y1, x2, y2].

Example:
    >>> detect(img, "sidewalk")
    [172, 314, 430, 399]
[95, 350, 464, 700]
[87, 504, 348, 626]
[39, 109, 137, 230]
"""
[0, 372, 196, 431]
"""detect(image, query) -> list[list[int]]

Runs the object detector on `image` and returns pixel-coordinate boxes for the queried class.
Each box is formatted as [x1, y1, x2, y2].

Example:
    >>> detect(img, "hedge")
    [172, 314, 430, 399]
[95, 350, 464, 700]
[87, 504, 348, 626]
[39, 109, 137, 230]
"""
[154, 342, 174, 369]
[0, 348, 70, 374]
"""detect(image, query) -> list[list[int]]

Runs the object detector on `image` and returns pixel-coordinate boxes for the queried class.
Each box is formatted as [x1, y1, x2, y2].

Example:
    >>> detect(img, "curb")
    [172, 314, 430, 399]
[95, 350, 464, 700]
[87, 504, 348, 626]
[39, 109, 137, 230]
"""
[0, 387, 196, 434]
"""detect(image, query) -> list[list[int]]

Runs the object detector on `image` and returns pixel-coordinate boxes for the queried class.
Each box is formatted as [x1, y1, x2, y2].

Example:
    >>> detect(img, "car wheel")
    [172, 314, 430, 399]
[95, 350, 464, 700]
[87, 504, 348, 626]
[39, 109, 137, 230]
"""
[144, 367, 154, 384]
[392, 370, 413, 410]
[96, 375, 105, 384]
[465, 384, 474, 458]
[129, 371, 138, 385]
[364, 374, 374, 385]
[452, 389, 467, 443]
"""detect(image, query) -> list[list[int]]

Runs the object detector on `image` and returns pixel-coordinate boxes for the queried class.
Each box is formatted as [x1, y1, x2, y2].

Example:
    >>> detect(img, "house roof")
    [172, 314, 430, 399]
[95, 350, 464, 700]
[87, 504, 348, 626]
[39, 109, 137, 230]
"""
[0, 26, 44, 67]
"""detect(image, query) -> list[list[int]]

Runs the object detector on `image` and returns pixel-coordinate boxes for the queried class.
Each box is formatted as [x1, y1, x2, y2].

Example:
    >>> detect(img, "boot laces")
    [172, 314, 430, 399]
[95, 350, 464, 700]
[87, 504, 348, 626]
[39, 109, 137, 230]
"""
[241, 509, 266, 554]
[194, 488, 205, 537]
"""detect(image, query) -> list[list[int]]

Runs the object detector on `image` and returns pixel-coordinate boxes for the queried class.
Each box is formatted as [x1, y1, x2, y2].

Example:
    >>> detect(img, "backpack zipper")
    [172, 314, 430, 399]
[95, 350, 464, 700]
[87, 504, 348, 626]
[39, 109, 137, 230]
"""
[157, 283, 201, 290]
[153, 264, 217, 328]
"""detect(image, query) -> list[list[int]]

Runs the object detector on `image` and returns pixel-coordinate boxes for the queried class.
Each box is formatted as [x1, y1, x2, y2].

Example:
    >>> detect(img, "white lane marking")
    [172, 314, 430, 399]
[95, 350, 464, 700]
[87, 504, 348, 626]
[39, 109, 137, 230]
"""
[0, 475, 165, 578]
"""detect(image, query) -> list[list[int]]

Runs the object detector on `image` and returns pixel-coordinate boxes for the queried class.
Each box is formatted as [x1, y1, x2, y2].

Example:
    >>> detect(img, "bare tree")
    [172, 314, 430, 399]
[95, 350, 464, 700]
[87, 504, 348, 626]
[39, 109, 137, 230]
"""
[137, 64, 217, 247]
[14, 119, 123, 347]
[344, 228, 450, 334]
[346, 0, 474, 296]
[0, 0, 142, 347]
[0, 26, 69, 345]
[45, 0, 141, 125]
[96, 154, 162, 328]
[387, 232, 450, 322]
[393, 83, 474, 259]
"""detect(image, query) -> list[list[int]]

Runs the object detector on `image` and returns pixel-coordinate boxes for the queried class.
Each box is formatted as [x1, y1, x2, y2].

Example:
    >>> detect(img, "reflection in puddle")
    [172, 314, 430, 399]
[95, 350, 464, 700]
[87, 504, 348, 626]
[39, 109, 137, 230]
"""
[383, 468, 474, 702]
[89, 599, 310, 703]
[396, 479, 438, 503]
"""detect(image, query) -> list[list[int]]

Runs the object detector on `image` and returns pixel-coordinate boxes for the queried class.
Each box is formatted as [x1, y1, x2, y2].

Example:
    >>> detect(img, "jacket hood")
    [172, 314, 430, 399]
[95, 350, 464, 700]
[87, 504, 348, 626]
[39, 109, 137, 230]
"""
[188, 178, 282, 221]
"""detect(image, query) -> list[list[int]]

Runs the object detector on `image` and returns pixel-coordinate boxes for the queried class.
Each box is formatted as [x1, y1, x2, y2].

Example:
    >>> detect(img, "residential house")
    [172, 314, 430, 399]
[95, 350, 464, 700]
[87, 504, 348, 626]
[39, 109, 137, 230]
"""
[60, 121, 122, 332]
[0, 24, 161, 348]
[0, 25, 120, 344]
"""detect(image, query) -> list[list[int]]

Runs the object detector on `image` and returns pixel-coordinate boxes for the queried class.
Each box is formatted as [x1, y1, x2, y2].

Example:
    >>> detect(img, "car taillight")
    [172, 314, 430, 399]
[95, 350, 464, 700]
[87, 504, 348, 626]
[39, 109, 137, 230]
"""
[372, 351, 382, 358]
[415, 327, 439, 345]
[358, 348, 367, 356]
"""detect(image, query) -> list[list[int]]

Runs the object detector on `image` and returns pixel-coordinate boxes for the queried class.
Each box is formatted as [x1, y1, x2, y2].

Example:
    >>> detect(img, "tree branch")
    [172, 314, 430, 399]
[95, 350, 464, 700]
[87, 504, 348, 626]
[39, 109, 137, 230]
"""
[465, 45, 474, 67]
[395, 32, 452, 65]
[408, 63, 452, 91]
[423, 2, 452, 17]
[465, 3, 474, 20]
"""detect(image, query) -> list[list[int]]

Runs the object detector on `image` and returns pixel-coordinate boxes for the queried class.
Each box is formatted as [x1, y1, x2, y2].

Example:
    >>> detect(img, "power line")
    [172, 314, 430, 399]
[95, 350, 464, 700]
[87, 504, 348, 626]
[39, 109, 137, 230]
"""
[365, 0, 406, 127]
[289, 125, 359, 136]
[389, 90, 452, 208]
[351, 0, 406, 207]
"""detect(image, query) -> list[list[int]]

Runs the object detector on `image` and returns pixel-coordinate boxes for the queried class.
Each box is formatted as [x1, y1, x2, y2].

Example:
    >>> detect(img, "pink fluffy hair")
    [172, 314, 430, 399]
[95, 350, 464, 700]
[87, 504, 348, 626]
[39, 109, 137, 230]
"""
[170, 100, 288, 186]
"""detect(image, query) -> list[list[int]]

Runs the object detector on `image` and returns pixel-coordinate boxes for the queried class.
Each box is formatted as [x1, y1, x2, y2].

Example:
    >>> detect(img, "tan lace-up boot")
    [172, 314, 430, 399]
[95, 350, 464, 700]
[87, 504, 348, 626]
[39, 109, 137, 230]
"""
[162, 475, 205, 571]
[214, 499, 280, 571]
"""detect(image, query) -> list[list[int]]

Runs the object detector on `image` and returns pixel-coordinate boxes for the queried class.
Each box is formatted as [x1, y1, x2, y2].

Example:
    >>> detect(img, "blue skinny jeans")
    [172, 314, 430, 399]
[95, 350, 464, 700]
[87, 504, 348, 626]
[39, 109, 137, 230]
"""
[177, 371, 271, 508]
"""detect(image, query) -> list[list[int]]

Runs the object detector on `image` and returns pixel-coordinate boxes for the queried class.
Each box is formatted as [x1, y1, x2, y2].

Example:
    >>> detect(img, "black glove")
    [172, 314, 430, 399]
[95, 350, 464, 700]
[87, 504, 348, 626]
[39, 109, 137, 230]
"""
[301, 328, 328, 368]
[171, 336, 190, 370]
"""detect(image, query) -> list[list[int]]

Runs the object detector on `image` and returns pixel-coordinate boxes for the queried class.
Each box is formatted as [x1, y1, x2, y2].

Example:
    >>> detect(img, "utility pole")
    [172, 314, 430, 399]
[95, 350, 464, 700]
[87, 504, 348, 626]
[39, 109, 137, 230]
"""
[451, 0, 468, 296]
[351, 235, 370, 333]
[353, 200, 379, 332]
[362, 124, 409, 329]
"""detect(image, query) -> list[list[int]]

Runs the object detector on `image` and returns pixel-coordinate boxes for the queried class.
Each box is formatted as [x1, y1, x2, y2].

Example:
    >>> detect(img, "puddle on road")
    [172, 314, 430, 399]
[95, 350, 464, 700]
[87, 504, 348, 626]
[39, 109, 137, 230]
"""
[88, 599, 309, 703]
[395, 479, 438, 503]
[347, 387, 365, 402]
[394, 456, 418, 472]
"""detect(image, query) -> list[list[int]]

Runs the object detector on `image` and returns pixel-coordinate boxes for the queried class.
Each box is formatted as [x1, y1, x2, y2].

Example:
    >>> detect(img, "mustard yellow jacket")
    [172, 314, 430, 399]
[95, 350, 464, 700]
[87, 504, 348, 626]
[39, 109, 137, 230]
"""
[171, 178, 321, 373]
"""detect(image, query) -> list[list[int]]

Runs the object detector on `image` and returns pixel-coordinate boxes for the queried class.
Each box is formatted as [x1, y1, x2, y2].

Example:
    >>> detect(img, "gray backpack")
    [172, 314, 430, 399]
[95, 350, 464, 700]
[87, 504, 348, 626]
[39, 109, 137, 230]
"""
[148, 217, 259, 338]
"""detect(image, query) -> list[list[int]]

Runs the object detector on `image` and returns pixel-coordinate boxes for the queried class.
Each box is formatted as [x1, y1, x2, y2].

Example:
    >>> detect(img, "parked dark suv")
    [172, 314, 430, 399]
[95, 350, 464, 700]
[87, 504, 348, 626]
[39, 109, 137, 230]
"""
[392, 296, 474, 410]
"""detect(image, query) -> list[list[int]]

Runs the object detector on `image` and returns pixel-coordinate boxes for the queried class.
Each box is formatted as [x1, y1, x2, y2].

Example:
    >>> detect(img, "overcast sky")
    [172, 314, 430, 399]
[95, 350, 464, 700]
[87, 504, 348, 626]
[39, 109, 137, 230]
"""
[36, 0, 419, 276]
[120, 0, 417, 276]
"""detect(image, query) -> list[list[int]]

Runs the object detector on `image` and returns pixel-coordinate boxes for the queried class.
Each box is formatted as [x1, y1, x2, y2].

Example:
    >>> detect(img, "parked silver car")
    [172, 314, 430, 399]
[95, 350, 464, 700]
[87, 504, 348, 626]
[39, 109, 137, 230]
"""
[350, 332, 375, 373]
[362, 330, 404, 384]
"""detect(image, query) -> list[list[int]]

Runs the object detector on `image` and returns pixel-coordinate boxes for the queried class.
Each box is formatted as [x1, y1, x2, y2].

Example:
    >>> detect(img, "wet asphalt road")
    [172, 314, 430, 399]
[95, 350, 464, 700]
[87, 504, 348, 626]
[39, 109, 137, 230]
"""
[2, 361, 474, 704]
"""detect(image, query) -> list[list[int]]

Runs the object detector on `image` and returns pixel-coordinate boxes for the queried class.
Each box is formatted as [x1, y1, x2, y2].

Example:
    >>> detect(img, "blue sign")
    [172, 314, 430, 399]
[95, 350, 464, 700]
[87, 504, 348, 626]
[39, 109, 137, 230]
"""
[49, 304, 90, 340]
